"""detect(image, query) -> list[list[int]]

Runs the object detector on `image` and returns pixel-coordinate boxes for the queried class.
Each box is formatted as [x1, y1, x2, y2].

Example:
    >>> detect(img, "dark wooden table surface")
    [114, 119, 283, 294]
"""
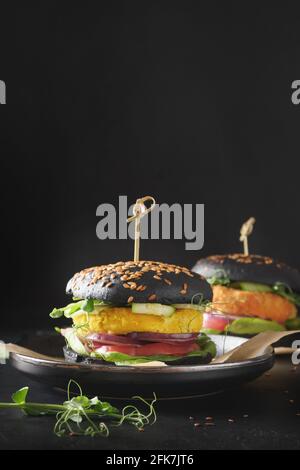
[0, 333, 300, 450]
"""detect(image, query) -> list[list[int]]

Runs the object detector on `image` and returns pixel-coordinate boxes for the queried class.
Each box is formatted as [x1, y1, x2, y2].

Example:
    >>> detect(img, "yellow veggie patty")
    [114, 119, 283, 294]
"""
[72, 307, 203, 335]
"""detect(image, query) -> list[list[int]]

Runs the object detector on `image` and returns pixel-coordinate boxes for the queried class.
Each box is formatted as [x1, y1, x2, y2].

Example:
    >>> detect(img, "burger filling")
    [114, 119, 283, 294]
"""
[203, 275, 300, 335]
[51, 301, 216, 364]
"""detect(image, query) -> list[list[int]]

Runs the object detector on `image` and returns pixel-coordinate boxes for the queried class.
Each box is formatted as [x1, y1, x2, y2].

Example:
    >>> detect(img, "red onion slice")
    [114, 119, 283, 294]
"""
[128, 332, 199, 343]
[86, 333, 143, 346]
[85, 332, 199, 346]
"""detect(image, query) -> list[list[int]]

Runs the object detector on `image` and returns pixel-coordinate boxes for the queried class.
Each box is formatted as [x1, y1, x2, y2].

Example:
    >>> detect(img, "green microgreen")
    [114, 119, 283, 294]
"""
[0, 380, 157, 437]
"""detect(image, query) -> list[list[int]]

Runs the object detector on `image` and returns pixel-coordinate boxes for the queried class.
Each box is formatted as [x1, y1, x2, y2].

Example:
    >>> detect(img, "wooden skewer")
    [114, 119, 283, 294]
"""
[127, 196, 156, 262]
[239, 217, 256, 256]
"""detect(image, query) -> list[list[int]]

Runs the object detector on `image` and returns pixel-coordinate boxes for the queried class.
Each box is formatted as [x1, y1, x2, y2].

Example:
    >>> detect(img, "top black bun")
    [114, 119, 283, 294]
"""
[192, 254, 300, 292]
[66, 260, 212, 306]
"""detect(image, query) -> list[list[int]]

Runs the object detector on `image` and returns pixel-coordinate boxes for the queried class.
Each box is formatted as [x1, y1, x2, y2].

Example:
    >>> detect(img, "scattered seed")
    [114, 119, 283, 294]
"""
[193, 422, 201, 428]
[243, 414, 249, 418]
[164, 279, 172, 286]
[289, 399, 295, 404]
[228, 418, 235, 423]
[205, 417, 213, 421]
[127, 296, 134, 303]
[153, 275, 162, 280]
[106, 282, 113, 288]
[189, 416, 194, 420]
[148, 294, 157, 301]
[205, 422, 215, 426]
[123, 283, 130, 289]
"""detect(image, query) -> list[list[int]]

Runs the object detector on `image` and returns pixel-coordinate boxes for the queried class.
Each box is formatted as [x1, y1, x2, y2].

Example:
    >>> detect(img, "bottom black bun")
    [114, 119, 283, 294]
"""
[63, 346, 214, 366]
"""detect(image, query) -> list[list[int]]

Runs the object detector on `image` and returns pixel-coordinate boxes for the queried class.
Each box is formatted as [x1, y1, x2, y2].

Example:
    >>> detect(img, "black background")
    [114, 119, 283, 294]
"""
[1, 4, 300, 329]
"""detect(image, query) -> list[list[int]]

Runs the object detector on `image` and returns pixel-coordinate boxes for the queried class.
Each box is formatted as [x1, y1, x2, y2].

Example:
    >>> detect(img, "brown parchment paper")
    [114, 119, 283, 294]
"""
[213, 330, 300, 363]
[6, 343, 61, 361]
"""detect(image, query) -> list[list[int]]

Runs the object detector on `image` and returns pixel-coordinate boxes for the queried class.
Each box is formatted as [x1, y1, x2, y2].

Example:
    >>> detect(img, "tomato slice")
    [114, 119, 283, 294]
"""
[94, 341, 199, 356]
[202, 312, 232, 331]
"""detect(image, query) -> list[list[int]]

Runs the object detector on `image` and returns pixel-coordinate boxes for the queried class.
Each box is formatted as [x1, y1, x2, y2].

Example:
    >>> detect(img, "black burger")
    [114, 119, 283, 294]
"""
[50, 260, 216, 365]
[192, 254, 300, 336]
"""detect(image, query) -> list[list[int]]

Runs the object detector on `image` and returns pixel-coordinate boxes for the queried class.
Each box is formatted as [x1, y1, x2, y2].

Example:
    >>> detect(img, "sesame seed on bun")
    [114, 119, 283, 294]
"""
[192, 254, 300, 292]
[66, 260, 212, 306]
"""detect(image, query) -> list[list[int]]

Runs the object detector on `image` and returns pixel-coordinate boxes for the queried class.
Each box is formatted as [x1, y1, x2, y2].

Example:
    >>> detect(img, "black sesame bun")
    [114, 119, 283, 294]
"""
[66, 260, 212, 305]
[192, 254, 300, 292]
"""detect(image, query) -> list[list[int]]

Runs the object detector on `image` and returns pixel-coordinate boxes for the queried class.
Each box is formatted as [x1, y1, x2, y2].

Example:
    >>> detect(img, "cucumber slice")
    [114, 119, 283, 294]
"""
[132, 303, 175, 317]
[226, 317, 285, 335]
[172, 303, 204, 311]
[231, 282, 272, 293]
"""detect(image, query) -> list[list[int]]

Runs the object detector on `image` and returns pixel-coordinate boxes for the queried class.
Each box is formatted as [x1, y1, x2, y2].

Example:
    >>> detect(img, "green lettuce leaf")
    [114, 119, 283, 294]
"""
[207, 271, 231, 286]
[63, 328, 88, 356]
[272, 283, 300, 307]
[50, 299, 109, 319]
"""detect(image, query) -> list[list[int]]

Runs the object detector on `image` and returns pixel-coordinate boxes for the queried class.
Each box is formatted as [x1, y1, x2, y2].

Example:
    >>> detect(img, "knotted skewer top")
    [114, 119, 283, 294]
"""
[127, 196, 156, 262]
[239, 217, 256, 256]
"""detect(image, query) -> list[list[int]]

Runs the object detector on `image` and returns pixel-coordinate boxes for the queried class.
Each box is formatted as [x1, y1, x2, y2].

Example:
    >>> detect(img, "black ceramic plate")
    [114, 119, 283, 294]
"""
[8, 332, 274, 399]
